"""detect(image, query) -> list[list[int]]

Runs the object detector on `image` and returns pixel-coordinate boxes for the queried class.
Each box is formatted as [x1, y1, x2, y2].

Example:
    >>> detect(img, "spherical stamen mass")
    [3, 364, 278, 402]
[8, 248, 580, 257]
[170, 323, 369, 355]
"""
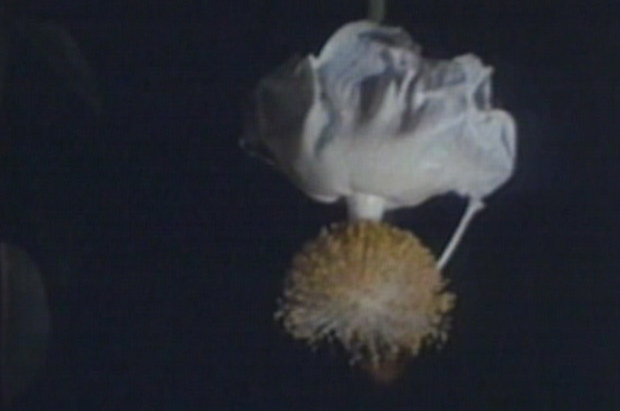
[275, 221, 455, 365]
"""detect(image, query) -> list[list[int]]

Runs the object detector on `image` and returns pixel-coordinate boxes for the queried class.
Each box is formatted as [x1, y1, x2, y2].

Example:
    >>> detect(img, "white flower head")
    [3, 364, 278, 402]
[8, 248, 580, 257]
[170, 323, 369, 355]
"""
[243, 21, 516, 217]
[242, 21, 517, 267]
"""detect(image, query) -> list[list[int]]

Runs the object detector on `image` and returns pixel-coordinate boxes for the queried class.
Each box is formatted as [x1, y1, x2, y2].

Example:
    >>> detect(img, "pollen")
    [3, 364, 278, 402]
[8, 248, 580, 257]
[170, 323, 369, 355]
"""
[275, 221, 455, 366]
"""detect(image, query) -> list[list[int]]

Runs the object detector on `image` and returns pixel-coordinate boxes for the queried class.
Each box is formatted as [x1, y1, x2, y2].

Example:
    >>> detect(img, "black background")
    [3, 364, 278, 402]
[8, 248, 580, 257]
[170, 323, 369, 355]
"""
[2, 0, 618, 409]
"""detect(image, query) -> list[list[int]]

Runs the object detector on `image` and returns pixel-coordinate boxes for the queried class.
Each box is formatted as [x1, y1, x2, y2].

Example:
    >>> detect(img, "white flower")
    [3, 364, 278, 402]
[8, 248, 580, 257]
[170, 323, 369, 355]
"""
[242, 21, 517, 267]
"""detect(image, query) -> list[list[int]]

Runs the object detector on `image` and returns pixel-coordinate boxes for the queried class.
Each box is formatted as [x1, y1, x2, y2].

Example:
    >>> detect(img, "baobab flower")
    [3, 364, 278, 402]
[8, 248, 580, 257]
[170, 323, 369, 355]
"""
[242, 20, 516, 375]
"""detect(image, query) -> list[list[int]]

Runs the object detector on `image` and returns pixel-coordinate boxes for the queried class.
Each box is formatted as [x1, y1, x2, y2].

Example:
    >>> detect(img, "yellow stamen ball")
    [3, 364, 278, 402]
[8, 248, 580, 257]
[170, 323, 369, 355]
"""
[276, 221, 455, 365]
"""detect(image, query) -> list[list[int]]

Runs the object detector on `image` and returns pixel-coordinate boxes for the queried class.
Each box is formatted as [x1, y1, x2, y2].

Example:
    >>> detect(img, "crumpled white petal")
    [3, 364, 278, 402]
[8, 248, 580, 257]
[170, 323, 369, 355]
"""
[242, 20, 517, 221]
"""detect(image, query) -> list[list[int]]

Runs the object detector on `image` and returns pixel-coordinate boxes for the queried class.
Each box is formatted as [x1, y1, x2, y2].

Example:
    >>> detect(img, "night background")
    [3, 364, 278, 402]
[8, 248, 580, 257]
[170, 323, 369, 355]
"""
[0, 0, 618, 409]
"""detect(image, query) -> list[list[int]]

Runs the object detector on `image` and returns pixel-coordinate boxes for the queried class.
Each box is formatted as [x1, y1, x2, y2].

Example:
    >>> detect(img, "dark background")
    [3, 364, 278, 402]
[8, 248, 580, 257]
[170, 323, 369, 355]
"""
[1, 0, 618, 409]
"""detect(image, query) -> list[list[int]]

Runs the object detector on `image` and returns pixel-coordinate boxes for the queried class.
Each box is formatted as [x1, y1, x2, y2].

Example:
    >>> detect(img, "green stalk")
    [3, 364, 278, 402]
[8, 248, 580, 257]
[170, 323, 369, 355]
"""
[368, 0, 386, 23]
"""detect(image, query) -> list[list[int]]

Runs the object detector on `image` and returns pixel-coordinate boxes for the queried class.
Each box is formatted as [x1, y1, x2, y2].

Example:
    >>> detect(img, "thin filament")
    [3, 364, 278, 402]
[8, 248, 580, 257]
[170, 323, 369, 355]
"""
[437, 198, 485, 270]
